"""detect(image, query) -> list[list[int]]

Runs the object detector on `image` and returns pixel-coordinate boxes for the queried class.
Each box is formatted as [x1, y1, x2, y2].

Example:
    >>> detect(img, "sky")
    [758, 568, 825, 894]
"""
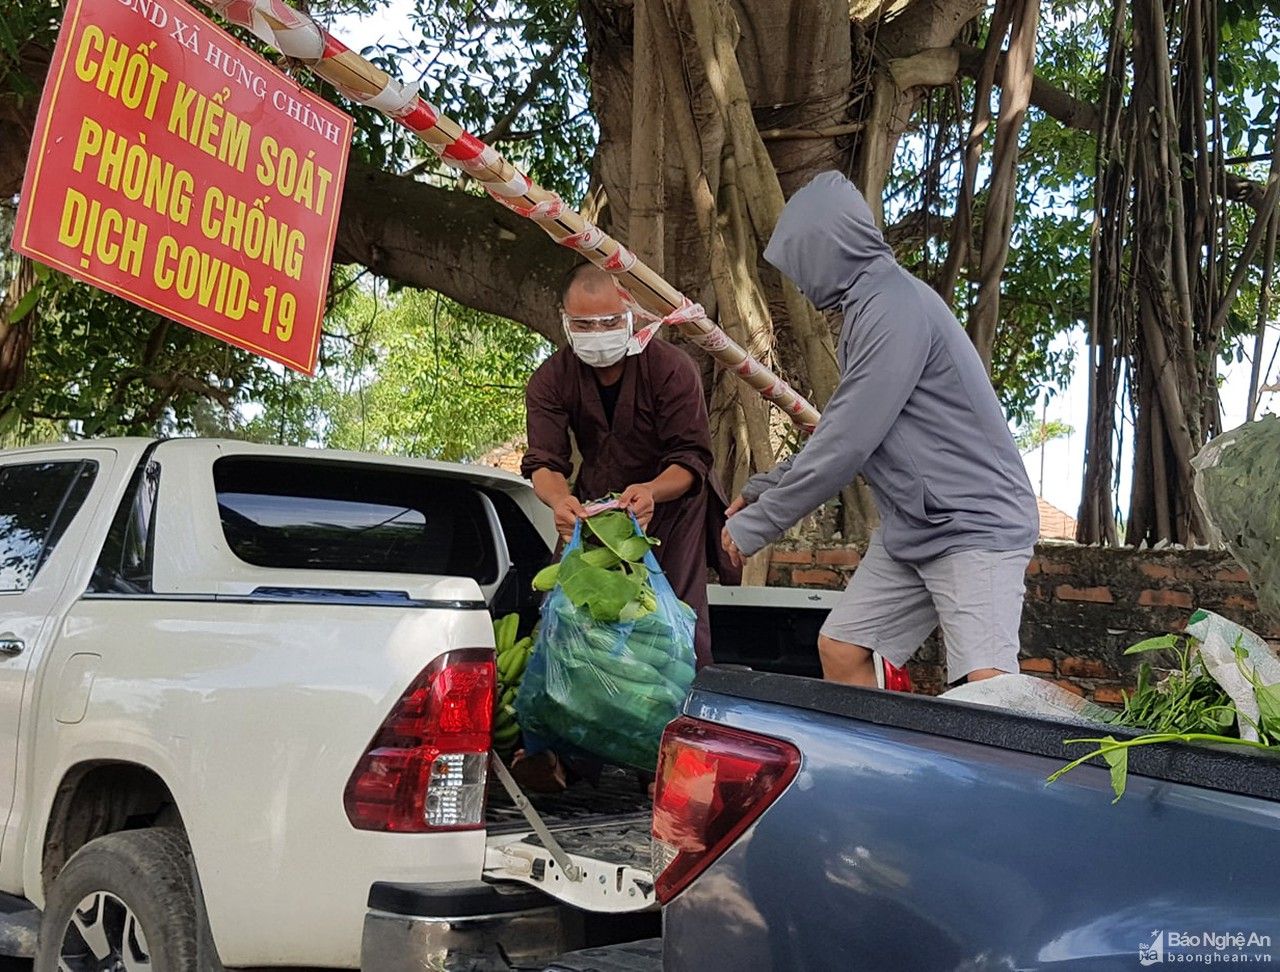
[323, 5, 1280, 522]
[1023, 328, 1278, 520]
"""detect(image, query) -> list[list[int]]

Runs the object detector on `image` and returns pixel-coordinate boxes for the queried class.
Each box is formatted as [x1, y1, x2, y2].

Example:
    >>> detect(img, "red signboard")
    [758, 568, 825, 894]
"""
[12, 0, 352, 374]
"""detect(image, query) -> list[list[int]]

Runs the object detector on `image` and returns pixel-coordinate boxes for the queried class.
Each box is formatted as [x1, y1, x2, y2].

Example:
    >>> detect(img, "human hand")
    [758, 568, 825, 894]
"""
[618, 483, 656, 530]
[553, 494, 588, 542]
[726, 495, 749, 517]
[721, 525, 743, 568]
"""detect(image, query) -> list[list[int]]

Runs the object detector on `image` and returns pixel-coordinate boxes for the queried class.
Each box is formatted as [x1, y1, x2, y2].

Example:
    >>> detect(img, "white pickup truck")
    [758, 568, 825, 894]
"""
[0, 436, 623, 969]
[0, 436, 895, 971]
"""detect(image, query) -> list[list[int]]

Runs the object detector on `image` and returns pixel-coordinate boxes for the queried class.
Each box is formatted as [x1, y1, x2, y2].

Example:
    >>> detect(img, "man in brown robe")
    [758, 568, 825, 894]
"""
[522, 263, 736, 668]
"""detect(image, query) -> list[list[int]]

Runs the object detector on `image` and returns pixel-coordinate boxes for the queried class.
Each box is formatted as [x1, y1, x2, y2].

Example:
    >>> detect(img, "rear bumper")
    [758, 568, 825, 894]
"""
[541, 938, 662, 972]
[361, 880, 573, 972]
[361, 880, 661, 972]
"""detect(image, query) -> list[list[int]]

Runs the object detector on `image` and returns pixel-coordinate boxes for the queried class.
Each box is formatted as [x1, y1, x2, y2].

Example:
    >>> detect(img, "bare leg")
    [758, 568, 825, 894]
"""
[818, 634, 879, 687]
[966, 667, 1009, 682]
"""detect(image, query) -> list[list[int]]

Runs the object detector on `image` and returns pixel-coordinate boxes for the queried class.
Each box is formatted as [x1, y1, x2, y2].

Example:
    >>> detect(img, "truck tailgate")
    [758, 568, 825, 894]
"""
[484, 765, 655, 912]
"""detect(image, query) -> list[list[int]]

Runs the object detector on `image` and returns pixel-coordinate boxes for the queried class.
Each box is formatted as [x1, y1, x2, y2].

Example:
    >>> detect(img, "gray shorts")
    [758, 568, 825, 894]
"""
[820, 533, 1032, 681]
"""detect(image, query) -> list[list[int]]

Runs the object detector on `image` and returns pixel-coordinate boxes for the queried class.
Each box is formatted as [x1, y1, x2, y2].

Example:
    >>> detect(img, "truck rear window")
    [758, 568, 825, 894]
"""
[212, 457, 497, 583]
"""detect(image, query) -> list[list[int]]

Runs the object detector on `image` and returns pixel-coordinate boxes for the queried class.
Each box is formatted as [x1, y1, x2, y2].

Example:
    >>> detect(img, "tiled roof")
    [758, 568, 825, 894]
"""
[475, 438, 525, 475]
[1037, 496, 1078, 542]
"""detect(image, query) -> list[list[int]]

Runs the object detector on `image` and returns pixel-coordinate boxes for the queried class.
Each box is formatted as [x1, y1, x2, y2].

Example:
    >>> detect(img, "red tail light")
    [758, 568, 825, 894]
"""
[651, 716, 799, 903]
[344, 648, 495, 832]
[882, 658, 913, 692]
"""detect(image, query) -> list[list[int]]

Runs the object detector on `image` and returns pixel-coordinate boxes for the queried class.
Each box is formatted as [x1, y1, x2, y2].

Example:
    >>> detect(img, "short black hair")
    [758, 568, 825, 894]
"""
[559, 262, 614, 307]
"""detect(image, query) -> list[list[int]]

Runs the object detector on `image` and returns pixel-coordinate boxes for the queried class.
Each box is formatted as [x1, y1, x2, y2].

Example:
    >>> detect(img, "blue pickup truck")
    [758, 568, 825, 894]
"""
[547, 666, 1280, 971]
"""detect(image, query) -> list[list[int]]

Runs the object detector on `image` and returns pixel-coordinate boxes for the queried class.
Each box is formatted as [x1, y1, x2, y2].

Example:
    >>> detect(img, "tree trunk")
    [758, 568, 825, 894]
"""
[0, 43, 52, 198]
[0, 257, 37, 393]
[1077, 0, 1128, 546]
[1123, 0, 1212, 545]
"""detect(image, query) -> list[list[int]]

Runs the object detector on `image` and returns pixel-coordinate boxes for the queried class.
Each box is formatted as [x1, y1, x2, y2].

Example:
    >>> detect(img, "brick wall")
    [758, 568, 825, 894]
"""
[765, 542, 1280, 700]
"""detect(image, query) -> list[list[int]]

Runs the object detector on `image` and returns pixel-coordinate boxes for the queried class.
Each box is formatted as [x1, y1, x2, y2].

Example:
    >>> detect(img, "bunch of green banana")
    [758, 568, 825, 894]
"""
[492, 613, 534, 755]
[531, 511, 662, 623]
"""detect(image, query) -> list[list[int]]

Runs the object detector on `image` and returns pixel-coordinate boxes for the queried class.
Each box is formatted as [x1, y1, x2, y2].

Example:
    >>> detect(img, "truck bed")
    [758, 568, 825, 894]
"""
[478, 590, 845, 913]
[486, 764, 652, 834]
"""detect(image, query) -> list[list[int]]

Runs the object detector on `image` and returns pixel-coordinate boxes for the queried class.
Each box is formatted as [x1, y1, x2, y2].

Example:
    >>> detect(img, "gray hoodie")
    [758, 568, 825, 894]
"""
[726, 171, 1039, 563]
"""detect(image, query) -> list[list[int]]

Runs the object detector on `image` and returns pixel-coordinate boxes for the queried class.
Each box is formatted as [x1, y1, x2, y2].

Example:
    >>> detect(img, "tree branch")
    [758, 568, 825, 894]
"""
[480, 31, 574, 144]
[970, 0, 1041, 371]
[758, 121, 865, 141]
[334, 160, 576, 343]
[954, 42, 1098, 129]
[1210, 110, 1280, 337]
[142, 373, 233, 409]
[885, 208, 954, 248]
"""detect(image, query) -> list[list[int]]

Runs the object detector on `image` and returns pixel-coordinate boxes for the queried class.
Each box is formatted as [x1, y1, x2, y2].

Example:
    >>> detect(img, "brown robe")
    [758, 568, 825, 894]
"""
[522, 341, 739, 667]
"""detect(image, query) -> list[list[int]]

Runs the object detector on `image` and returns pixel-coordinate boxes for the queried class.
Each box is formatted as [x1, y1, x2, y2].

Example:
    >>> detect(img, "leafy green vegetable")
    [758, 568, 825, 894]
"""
[1254, 682, 1280, 738]
[1102, 743, 1129, 804]
[1048, 731, 1275, 802]
[1124, 635, 1181, 655]
[560, 562, 642, 622]
[1116, 635, 1235, 736]
[1049, 630, 1279, 801]
[531, 511, 661, 623]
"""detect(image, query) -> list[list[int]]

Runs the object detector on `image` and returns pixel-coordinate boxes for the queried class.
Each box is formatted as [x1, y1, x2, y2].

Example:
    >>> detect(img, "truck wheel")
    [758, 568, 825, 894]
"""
[35, 828, 201, 972]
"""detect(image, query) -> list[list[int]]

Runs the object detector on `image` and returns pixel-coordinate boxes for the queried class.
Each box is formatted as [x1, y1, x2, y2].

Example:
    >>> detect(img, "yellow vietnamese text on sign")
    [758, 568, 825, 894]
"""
[14, 0, 352, 373]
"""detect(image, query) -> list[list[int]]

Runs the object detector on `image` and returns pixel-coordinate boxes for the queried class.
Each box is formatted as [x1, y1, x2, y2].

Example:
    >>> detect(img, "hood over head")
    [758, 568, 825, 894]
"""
[763, 171, 895, 310]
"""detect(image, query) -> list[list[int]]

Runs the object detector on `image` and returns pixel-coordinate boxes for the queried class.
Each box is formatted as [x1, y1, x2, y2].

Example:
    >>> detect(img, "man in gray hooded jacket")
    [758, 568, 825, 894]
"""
[723, 171, 1039, 686]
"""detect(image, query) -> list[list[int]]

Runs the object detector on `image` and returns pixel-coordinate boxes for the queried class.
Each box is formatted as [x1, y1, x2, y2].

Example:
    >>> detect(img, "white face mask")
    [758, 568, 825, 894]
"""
[562, 312, 633, 368]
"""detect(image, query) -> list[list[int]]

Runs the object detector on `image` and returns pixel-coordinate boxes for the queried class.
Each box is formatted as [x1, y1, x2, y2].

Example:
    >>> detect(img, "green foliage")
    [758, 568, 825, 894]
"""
[0, 257, 281, 444]
[1015, 418, 1075, 454]
[243, 275, 550, 460]
[316, 0, 593, 199]
[0, 253, 546, 461]
[1047, 631, 1280, 802]
[0, 0, 61, 95]
[1118, 636, 1238, 736]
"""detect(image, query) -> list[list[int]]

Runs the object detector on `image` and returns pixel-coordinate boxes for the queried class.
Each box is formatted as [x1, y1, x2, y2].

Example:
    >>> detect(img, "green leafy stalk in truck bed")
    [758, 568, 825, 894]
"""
[1047, 633, 1280, 801]
[1117, 636, 1237, 735]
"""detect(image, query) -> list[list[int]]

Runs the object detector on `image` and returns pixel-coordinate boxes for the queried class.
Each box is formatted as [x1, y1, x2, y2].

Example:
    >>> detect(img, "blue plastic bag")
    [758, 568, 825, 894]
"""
[516, 516, 697, 770]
